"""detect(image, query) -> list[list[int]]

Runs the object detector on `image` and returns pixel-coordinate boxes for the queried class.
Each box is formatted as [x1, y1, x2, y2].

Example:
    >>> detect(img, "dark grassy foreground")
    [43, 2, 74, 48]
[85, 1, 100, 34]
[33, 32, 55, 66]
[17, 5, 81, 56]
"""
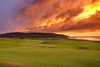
[0, 39, 100, 67]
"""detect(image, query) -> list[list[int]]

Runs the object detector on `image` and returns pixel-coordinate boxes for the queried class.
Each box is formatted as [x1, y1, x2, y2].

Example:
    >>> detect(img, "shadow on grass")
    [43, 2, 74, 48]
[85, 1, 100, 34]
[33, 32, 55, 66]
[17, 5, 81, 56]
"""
[33, 46, 58, 48]
[41, 41, 59, 44]
[78, 46, 89, 50]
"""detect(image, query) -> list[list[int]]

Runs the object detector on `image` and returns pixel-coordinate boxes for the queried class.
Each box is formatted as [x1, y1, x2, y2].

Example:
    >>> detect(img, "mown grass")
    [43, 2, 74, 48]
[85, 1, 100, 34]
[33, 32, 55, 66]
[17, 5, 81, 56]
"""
[0, 39, 100, 67]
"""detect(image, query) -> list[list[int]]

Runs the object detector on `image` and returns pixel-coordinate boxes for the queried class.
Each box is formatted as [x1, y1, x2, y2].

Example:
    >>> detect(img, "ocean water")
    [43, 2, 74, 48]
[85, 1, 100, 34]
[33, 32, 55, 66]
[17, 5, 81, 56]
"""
[68, 36, 100, 41]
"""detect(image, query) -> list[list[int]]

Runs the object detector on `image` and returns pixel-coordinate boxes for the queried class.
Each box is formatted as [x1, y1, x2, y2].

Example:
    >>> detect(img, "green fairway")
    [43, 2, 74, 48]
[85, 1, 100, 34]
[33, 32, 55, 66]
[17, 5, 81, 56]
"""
[0, 39, 100, 67]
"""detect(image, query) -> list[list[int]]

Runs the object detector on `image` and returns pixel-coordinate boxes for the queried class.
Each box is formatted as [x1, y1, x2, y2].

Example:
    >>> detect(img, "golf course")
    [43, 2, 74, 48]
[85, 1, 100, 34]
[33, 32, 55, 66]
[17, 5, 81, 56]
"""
[0, 39, 100, 67]
[0, 0, 100, 67]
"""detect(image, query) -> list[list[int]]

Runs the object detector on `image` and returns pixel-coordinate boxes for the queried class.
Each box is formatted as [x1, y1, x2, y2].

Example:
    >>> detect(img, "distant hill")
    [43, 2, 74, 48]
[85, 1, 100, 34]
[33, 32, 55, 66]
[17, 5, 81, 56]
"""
[0, 32, 69, 39]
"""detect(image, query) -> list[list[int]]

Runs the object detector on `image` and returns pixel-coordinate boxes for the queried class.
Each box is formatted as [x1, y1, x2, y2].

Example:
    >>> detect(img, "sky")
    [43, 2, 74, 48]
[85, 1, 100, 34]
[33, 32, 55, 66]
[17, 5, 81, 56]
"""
[0, 0, 100, 36]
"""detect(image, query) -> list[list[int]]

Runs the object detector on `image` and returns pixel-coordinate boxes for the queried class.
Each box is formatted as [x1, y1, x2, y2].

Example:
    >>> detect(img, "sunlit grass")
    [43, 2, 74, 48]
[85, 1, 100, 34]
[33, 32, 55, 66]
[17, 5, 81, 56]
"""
[0, 39, 100, 67]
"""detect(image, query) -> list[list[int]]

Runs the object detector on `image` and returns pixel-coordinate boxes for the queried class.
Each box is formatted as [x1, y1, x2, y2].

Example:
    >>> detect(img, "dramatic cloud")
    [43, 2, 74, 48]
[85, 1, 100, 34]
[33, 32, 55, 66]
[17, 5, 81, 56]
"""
[0, 0, 100, 36]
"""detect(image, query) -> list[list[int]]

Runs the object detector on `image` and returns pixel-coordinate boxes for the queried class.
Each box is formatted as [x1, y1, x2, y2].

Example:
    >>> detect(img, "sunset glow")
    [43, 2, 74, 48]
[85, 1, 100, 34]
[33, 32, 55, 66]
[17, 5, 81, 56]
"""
[41, 18, 65, 27]
[74, 0, 100, 20]
[69, 36, 100, 41]
[0, 0, 100, 36]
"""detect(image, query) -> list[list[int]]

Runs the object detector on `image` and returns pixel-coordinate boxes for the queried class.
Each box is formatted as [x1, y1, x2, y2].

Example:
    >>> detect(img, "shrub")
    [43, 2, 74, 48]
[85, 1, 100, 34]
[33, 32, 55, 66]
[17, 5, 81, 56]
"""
[78, 46, 89, 50]
[41, 41, 58, 44]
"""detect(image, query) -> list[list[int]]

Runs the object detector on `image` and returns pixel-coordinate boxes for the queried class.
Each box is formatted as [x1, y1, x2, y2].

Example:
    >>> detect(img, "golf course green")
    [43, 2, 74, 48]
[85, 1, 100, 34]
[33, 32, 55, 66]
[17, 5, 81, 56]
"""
[0, 39, 100, 67]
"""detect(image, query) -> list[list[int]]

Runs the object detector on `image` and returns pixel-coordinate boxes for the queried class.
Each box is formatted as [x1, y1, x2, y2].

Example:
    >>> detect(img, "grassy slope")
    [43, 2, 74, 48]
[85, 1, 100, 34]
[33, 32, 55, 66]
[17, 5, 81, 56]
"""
[0, 39, 100, 67]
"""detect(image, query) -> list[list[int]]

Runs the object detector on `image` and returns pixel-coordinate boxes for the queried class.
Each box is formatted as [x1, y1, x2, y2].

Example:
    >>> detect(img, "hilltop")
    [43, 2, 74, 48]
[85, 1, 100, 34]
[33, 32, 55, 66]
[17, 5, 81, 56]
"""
[0, 32, 69, 39]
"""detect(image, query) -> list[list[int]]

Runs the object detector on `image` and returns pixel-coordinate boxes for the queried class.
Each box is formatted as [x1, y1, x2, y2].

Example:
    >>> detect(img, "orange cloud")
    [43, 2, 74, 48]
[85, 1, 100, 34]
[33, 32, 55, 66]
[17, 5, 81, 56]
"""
[74, 0, 100, 20]
[12, 0, 100, 36]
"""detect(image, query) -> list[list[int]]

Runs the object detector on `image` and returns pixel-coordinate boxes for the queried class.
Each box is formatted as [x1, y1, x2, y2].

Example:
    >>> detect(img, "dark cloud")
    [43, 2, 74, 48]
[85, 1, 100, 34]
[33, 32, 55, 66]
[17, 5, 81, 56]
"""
[61, 11, 100, 32]
[91, 0, 99, 3]
[40, 0, 60, 20]
[56, 7, 83, 21]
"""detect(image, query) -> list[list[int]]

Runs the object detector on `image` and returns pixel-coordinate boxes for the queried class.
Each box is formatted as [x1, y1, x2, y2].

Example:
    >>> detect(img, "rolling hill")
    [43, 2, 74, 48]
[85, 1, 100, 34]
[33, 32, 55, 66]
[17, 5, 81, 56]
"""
[0, 32, 69, 39]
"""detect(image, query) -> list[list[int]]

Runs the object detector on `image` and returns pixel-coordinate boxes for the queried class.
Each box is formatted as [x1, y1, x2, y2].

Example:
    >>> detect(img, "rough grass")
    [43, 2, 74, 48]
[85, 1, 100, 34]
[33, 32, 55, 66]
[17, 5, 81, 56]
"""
[0, 39, 100, 67]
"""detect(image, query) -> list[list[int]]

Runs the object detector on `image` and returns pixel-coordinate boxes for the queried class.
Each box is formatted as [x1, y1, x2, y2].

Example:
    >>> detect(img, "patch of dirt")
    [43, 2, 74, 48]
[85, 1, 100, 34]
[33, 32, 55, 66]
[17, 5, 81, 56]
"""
[0, 61, 21, 67]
